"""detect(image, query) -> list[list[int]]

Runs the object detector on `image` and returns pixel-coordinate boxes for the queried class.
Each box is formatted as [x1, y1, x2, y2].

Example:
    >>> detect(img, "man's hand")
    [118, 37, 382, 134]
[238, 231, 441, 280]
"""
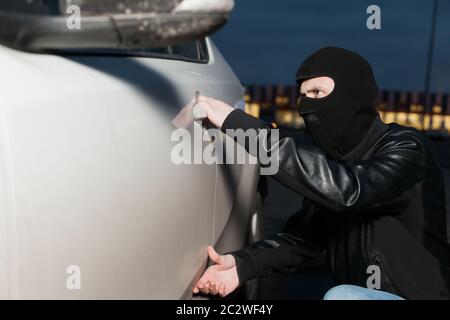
[193, 245, 239, 297]
[171, 95, 234, 129]
[196, 96, 235, 129]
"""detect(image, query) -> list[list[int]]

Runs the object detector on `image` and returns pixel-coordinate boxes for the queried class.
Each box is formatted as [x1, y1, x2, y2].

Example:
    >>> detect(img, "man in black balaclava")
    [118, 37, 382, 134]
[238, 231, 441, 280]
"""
[295, 47, 379, 159]
[189, 47, 450, 300]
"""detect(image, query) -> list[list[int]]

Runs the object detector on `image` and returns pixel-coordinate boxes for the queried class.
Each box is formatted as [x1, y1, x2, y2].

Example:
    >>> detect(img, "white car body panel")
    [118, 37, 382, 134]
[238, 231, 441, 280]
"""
[0, 38, 258, 299]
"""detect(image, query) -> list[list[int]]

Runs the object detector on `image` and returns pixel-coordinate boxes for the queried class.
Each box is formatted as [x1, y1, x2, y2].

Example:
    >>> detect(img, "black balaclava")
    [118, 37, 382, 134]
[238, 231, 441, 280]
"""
[296, 47, 379, 160]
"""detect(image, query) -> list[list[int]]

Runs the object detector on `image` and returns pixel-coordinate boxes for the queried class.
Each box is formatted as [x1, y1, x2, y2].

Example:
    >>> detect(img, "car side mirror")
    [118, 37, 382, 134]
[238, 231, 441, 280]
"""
[0, 0, 234, 51]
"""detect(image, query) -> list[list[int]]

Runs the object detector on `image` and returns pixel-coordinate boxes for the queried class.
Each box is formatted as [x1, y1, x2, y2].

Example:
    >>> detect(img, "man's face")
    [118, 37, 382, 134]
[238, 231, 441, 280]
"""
[295, 48, 379, 159]
[299, 76, 335, 99]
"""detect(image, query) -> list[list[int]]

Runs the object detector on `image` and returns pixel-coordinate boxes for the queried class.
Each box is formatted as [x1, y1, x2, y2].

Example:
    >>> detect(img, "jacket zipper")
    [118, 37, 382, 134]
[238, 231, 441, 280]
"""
[365, 221, 402, 296]
[367, 250, 402, 296]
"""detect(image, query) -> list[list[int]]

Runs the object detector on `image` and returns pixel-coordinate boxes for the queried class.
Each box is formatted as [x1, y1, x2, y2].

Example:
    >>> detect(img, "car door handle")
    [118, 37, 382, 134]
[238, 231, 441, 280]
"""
[192, 90, 208, 123]
[192, 91, 212, 143]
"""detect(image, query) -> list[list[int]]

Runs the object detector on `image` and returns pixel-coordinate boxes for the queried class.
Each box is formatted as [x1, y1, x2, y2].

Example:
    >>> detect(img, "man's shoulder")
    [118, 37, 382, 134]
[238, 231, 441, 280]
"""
[373, 122, 432, 156]
[383, 122, 430, 144]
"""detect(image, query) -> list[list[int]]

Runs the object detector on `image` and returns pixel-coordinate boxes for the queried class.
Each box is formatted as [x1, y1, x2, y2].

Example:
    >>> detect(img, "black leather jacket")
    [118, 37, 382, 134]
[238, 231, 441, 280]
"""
[221, 109, 450, 300]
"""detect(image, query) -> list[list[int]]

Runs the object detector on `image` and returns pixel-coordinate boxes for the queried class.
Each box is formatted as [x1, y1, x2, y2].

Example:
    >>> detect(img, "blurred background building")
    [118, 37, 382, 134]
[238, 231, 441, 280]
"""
[212, 0, 450, 135]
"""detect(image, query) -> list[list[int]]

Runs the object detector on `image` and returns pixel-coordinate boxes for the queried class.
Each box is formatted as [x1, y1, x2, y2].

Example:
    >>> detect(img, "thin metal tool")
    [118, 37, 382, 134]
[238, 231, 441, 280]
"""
[192, 90, 208, 122]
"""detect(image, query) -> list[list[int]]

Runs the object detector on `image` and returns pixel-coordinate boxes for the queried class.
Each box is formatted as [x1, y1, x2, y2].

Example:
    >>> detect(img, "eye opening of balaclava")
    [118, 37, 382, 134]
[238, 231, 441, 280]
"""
[296, 47, 379, 160]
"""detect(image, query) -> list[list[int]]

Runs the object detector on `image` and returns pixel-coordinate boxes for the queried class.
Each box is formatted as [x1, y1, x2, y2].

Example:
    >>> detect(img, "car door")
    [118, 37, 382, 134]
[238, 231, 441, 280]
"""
[204, 40, 261, 251]
[0, 41, 216, 299]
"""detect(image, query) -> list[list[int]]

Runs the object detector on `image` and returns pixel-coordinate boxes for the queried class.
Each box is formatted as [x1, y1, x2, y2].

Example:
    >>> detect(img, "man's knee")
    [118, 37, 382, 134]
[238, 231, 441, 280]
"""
[323, 285, 367, 300]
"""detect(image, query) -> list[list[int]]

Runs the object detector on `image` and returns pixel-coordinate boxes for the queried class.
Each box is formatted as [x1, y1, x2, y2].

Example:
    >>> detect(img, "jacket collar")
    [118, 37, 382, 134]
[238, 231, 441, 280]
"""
[341, 115, 389, 162]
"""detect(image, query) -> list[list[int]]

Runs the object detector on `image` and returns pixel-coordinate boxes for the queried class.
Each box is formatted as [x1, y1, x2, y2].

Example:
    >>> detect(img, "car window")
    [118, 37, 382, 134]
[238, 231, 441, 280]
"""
[176, 39, 209, 62]
[53, 39, 209, 64]
[171, 42, 200, 61]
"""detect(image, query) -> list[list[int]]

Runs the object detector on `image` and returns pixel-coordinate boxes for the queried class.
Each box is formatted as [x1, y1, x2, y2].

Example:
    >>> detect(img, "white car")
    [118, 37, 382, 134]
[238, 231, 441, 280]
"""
[0, 1, 263, 299]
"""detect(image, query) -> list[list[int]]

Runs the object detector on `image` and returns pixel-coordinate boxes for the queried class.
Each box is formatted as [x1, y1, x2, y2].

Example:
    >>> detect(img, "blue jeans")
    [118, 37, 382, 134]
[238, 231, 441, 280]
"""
[323, 285, 405, 300]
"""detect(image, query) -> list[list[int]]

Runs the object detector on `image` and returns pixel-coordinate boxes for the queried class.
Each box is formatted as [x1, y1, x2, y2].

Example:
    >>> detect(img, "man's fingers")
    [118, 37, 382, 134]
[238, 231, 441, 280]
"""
[202, 282, 210, 295]
[212, 281, 222, 295]
[197, 95, 209, 102]
[209, 281, 217, 295]
[197, 281, 208, 294]
[196, 273, 211, 288]
[219, 283, 226, 297]
[208, 245, 222, 264]
[193, 276, 227, 298]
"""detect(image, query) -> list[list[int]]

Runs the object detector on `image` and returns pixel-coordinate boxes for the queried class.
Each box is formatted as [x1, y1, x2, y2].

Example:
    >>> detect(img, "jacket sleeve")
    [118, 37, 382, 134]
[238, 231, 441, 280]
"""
[228, 199, 328, 285]
[221, 109, 426, 212]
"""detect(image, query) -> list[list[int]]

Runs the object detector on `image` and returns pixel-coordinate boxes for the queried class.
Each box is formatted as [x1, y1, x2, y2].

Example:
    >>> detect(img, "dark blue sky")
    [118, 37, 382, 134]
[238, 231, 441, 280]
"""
[212, 0, 450, 92]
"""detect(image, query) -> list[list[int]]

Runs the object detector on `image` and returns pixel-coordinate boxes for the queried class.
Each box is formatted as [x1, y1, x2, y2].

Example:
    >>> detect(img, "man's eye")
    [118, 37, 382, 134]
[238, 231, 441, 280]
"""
[314, 90, 322, 97]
